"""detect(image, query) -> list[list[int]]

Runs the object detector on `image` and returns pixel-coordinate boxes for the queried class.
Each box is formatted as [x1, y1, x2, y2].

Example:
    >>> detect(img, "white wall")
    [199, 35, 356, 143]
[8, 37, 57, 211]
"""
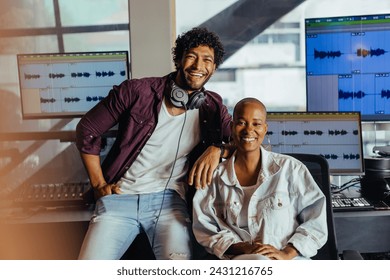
[129, 0, 176, 78]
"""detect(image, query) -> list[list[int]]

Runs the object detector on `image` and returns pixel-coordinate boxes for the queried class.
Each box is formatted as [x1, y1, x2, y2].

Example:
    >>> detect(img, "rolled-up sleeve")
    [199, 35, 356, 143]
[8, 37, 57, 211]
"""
[76, 84, 125, 155]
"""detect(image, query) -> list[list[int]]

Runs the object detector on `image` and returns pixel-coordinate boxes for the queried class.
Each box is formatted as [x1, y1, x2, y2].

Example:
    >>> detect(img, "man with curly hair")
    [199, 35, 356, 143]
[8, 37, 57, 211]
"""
[76, 27, 232, 260]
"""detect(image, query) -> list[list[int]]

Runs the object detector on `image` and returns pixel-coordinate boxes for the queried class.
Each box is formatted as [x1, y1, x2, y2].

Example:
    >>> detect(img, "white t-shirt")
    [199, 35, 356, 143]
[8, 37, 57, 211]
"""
[117, 99, 200, 200]
[237, 184, 258, 230]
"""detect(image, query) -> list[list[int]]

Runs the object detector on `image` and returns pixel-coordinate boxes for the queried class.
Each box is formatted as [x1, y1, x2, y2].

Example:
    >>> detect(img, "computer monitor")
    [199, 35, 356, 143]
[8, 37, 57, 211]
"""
[17, 51, 129, 119]
[305, 13, 390, 121]
[266, 111, 364, 175]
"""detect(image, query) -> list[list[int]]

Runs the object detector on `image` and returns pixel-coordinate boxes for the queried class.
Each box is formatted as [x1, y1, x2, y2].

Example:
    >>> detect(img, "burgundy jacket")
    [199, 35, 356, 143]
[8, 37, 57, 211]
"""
[76, 73, 232, 184]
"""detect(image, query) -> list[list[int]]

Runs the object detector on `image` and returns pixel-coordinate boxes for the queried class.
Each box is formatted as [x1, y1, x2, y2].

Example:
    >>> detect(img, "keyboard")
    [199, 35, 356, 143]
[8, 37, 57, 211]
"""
[331, 197, 375, 212]
[14, 182, 92, 208]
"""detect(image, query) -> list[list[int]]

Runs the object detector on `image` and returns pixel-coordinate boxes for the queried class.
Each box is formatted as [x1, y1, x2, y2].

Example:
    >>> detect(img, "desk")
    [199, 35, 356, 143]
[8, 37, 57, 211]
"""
[332, 185, 390, 254]
[0, 206, 91, 259]
[334, 209, 390, 254]
[0, 204, 154, 260]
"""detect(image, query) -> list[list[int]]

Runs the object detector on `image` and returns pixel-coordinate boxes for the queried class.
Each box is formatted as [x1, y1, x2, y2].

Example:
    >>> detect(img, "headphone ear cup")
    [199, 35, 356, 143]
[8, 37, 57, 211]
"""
[187, 91, 206, 110]
[171, 84, 189, 108]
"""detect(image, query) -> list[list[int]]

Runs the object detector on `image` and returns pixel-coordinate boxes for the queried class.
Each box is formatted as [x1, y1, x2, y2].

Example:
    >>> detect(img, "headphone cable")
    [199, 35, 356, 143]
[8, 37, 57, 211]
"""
[151, 104, 188, 249]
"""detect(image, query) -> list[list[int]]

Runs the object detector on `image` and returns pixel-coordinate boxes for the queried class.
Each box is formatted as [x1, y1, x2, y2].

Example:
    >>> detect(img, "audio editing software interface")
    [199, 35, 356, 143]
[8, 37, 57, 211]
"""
[17, 51, 129, 119]
[266, 111, 364, 176]
[305, 13, 390, 121]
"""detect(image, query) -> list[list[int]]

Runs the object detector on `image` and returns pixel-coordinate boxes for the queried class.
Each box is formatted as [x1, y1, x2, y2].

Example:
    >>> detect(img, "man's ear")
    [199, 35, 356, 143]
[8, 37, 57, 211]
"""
[212, 64, 217, 74]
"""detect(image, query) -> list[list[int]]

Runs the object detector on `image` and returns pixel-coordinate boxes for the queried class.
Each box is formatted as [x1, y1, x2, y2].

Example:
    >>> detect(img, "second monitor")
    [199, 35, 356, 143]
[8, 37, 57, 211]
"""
[266, 111, 364, 176]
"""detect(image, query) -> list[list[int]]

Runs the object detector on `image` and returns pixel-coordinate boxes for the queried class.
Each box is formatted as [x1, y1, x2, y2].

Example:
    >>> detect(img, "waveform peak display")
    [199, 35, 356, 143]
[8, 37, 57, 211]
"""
[40, 96, 105, 105]
[86, 96, 105, 102]
[328, 129, 347, 136]
[314, 49, 342, 59]
[96, 71, 115, 77]
[381, 89, 390, 99]
[64, 97, 81, 103]
[321, 154, 338, 160]
[49, 73, 65, 79]
[40, 97, 56, 103]
[343, 153, 360, 160]
[25, 70, 126, 80]
[304, 130, 323, 136]
[24, 73, 40, 80]
[357, 47, 386, 57]
[338, 89, 365, 99]
[71, 72, 91, 78]
[281, 130, 298, 136]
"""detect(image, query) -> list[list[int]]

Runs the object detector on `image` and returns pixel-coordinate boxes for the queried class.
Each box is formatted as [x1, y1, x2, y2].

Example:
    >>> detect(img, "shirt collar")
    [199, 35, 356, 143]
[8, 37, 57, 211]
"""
[219, 146, 281, 187]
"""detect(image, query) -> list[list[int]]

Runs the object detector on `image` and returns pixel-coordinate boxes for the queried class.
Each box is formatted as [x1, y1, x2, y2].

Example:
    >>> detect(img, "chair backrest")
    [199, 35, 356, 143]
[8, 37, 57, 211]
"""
[284, 153, 338, 260]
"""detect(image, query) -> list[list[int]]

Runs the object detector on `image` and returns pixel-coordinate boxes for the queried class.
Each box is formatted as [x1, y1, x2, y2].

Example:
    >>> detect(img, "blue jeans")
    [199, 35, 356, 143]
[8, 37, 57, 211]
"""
[78, 190, 193, 260]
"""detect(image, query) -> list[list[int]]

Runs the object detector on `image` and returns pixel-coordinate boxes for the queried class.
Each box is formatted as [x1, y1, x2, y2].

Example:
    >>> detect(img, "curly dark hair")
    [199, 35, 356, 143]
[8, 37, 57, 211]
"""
[172, 27, 225, 69]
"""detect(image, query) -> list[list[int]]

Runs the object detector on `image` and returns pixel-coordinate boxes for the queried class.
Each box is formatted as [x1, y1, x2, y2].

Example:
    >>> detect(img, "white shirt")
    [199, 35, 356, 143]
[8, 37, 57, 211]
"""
[118, 99, 200, 199]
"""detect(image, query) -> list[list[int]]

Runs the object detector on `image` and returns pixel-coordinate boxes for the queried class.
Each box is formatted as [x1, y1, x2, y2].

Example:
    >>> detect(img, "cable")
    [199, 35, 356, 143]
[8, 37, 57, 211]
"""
[151, 103, 188, 249]
[331, 177, 362, 194]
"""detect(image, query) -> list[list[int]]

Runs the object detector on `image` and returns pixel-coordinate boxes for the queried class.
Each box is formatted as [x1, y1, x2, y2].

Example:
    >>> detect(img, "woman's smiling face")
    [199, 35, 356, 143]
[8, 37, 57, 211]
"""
[231, 100, 268, 154]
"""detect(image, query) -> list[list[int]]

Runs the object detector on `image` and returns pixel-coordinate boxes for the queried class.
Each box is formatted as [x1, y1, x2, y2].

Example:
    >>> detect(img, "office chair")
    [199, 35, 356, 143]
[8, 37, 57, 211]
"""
[285, 153, 363, 260]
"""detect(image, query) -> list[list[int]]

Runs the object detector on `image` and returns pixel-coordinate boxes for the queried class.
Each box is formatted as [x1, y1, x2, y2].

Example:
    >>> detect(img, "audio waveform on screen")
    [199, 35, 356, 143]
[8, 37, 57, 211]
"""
[339, 89, 390, 100]
[71, 72, 91, 78]
[86, 96, 104, 102]
[40, 97, 56, 103]
[314, 49, 342, 59]
[321, 153, 360, 160]
[304, 130, 324, 136]
[281, 130, 298, 136]
[49, 73, 65, 79]
[64, 97, 81, 103]
[381, 89, 390, 99]
[24, 73, 41, 79]
[24, 70, 126, 80]
[339, 89, 366, 99]
[321, 154, 338, 160]
[40, 96, 105, 104]
[276, 129, 351, 136]
[328, 129, 348, 136]
[343, 153, 361, 160]
[356, 47, 387, 57]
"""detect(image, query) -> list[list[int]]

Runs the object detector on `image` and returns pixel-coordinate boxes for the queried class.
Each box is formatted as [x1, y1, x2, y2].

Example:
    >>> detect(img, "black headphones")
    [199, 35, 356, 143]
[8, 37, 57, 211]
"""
[170, 78, 206, 110]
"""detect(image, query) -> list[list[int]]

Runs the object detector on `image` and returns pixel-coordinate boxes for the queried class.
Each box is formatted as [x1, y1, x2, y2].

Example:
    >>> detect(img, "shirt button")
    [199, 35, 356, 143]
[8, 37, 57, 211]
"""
[203, 120, 207, 123]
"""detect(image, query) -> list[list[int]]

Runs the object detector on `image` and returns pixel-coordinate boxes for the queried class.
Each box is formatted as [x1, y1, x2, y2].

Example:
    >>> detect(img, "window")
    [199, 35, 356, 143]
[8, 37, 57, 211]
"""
[0, 0, 130, 194]
[0, 0, 130, 132]
[175, 0, 390, 158]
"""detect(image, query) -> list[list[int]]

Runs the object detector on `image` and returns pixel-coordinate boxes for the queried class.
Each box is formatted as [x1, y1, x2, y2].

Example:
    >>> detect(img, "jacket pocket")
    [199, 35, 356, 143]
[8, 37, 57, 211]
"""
[260, 192, 292, 236]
